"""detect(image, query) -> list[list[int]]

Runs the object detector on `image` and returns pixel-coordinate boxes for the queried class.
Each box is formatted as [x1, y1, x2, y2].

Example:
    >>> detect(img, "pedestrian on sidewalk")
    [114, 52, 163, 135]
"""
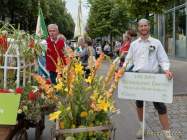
[124, 19, 174, 140]
[119, 29, 137, 67]
[76, 35, 96, 78]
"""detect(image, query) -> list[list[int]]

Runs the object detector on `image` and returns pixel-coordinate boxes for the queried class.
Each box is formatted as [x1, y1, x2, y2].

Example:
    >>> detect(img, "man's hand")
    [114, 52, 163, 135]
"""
[164, 70, 173, 80]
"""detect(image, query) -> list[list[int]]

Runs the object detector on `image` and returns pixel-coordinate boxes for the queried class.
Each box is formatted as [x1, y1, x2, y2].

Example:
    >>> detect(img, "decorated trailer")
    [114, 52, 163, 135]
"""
[0, 24, 41, 89]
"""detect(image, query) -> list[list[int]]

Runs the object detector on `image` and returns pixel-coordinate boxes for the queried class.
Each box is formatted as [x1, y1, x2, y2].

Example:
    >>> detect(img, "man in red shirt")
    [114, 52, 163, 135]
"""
[46, 24, 66, 84]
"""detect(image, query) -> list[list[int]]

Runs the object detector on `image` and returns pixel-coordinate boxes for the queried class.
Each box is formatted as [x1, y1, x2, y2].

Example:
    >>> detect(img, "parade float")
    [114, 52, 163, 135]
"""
[33, 49, 125, 140]
[0, 24, 49, 140]
[0, 24, 40, 89]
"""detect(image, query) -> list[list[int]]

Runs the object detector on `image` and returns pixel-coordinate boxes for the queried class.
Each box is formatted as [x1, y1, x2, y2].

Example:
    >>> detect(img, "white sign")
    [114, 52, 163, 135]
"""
[118, 72, 173, 103]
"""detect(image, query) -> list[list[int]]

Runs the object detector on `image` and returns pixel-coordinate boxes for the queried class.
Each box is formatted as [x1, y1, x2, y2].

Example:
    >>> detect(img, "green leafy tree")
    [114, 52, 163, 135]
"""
[87, 0, 113, 38]
[87, 0, 131, 39]
[110, 0, 131, 36]
[0, 0, 75, 39]
[124, 0, 175, 18]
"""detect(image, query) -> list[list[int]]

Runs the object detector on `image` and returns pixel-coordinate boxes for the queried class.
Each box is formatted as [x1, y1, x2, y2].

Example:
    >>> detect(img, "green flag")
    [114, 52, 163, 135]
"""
[36, 7, 48, 39]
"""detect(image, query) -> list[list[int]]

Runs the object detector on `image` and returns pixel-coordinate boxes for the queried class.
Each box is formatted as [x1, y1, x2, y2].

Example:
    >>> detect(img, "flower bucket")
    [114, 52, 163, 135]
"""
[51, 120, 116, 140]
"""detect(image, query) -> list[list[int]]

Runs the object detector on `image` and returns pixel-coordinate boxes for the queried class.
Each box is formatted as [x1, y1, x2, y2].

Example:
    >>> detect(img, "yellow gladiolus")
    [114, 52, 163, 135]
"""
[80, 111, 88, 118]
[60, 121, 64, 129]
[85, 75, 93, 84]
[90, 92, 99, 101]
[48, 111, 62, 121]
[54, 82, 63, 91]
[75, 63, 84, 75]
[98, 101, 110, 112]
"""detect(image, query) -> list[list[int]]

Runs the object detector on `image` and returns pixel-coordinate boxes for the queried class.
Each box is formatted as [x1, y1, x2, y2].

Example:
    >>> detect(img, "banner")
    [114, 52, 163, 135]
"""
[36, 7, 48, 39]
[118, 72, 173, 103]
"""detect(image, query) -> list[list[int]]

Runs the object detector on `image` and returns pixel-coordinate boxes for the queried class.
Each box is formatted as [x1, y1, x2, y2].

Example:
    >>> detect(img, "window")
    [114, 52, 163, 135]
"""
[165, 12, 173, 55]
[175, 0, 185, 6]
[175, 7, 186, 58]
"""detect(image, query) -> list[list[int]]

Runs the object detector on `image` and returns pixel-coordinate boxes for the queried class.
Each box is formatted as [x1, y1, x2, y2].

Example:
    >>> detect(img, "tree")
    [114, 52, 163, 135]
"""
[124, 0, 175, 19]
[87, 0, 131, 40]
[87, 0, 113, 38]
[0, 0, 75, 39]
[110, 0, 131, 36]
[45, 0, 75, 39]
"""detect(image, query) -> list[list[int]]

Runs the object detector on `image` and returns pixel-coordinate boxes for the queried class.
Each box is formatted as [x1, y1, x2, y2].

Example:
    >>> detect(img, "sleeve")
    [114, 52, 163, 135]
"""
[125, 43, 133, 64]
[157, 42, 170, 71]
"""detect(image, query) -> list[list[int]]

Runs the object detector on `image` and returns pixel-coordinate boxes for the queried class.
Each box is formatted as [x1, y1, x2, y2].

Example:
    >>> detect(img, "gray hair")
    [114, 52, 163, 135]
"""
[138, 18, 150, 25]
[78, 36, 84, 43]
[48, 24, 59, 31]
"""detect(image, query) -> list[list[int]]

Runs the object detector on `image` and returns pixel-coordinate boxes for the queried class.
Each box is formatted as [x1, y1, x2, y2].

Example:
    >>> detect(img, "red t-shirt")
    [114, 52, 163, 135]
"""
[46, 37, 66, 72]
[119, 40, 130, 54]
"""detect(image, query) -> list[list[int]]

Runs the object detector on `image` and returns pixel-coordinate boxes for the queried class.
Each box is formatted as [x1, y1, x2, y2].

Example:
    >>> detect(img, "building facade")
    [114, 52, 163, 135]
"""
[156, 0, 187, 59]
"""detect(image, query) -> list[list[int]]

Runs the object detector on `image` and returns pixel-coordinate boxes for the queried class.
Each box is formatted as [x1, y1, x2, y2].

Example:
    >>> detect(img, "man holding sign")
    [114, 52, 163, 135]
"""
[124, 19, 174, 140]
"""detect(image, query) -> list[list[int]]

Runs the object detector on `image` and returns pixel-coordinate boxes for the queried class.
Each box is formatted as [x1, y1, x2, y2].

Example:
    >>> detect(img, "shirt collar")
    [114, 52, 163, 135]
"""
[138, 36, 152, 42]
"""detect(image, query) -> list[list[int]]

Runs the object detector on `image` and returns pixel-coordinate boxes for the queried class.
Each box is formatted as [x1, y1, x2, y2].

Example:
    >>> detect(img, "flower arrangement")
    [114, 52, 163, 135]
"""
[33, 52, 125, 140]
[1, 83, 54, 122]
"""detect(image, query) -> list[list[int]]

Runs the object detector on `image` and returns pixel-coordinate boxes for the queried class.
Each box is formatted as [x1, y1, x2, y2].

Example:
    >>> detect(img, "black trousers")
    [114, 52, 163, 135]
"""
[136, 100, 167, 115]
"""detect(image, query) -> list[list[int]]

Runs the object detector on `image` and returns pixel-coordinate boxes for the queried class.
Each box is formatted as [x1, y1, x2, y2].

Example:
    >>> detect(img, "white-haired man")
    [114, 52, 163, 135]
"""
[46, 24, 66, 84]
[124, 19, 174, 140]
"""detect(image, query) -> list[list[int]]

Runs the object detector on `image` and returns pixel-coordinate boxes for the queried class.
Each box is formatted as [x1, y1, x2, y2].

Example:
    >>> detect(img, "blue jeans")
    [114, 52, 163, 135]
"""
[49, 71, 57, 84]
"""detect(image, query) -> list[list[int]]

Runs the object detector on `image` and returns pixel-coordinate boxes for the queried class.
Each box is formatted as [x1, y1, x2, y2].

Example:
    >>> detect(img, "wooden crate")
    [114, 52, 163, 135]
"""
[0, 126, 15, 140]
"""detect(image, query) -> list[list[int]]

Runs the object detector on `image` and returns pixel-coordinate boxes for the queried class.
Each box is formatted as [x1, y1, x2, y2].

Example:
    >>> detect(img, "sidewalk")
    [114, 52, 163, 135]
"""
[170, 59, 187, 95]
[112, 59, 187, 140]
[145, 95, 187, 140]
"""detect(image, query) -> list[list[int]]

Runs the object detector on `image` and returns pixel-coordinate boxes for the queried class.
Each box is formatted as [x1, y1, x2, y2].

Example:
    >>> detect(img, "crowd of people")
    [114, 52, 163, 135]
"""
[38, 18, 174, 140]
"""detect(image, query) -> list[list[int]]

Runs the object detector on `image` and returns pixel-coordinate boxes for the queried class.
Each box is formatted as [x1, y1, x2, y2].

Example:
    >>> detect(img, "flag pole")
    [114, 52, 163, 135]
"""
[38, 0, 40, 8]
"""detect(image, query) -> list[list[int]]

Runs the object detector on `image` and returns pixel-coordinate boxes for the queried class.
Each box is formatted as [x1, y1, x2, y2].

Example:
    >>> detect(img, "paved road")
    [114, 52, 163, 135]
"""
[27, 59, 187, 140]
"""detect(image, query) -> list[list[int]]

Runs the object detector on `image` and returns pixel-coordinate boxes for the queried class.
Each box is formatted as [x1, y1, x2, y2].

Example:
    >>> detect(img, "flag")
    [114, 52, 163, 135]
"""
[35, 6, 49, 78]
[74, 0, 84, 38]
[36, 7, 48, 39]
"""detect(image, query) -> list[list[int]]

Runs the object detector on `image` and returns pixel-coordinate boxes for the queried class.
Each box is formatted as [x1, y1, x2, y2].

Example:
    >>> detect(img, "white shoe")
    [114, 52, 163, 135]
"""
[136, 127, 143, 139]
[162, 130, 175, 140]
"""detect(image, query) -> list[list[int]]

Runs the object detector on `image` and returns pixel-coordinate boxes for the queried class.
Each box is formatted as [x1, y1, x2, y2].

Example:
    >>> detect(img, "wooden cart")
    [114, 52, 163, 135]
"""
[50, 120, 116, 140]
[0, 112, 45, 140]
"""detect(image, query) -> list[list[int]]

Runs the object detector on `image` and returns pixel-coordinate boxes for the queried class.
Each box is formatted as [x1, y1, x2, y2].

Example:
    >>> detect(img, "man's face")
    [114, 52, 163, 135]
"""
[48, 27, 59, 41]
[138, 21, 150, 36]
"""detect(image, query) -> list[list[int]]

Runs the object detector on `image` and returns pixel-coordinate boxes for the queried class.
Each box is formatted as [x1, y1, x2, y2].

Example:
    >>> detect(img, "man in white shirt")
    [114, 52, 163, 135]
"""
[125, 19, 174, 140]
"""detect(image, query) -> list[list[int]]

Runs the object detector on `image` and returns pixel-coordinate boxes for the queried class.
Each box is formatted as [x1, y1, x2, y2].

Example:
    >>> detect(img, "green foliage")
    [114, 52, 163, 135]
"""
[87, 0, 113, 38]
[0, 0, 75, 39]
[87, 0, 131, 39]
[124, 0, 175, 18]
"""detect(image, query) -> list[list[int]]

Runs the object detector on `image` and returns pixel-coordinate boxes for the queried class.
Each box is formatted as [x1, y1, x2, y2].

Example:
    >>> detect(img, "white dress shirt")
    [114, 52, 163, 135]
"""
[125, 36, 170, 73]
